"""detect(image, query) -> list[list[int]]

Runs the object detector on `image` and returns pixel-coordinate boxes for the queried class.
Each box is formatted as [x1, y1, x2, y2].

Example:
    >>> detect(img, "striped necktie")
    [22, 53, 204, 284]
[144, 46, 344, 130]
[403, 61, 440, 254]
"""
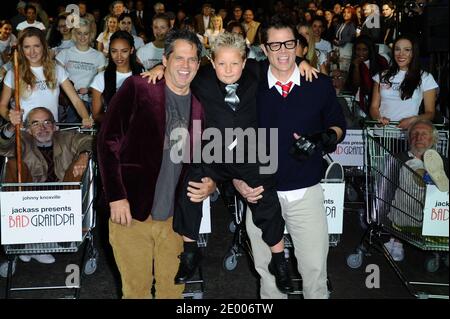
[275, 81, 293, 98]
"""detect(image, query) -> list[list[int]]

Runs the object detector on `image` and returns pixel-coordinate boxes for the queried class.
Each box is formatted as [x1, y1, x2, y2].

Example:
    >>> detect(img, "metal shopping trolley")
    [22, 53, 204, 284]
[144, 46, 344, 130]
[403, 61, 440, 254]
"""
[0, 126, 97, 299]
[346, 122, 449, 299]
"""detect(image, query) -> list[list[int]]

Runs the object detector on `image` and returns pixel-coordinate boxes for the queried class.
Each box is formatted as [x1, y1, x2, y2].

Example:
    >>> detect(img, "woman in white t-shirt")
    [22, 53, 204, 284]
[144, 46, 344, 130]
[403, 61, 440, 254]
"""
[204, 15, 224, 49]
[97, 15, 119, 57]
[91, 31, 143, 123]
[370, 35, 438, 129]
[118, 13, 145, 50]
[0, 27, 92, 127]
[56, 18, 107, 122]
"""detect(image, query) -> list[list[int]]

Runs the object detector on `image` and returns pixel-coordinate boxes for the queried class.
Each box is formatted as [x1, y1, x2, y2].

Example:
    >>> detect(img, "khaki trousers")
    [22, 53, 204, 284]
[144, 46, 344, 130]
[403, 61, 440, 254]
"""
[109, 216, 184, 299]
[246, 183, 329, 299]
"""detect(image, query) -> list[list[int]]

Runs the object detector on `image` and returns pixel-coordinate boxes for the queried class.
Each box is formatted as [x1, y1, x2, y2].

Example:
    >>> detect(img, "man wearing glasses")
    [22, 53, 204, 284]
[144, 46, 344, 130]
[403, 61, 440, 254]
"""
[233, 16, 346, 299]
[0, 107, 92, 270]
[0, 107, 92, 184]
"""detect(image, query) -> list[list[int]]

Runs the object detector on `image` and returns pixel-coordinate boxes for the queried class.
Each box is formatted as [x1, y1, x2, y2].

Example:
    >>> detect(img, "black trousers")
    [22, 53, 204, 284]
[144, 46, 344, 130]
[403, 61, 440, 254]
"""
[173, 163, 285, 247]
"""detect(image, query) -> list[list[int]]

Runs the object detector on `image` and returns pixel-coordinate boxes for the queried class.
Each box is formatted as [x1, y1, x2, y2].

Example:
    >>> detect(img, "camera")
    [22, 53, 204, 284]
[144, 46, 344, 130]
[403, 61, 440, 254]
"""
[403, 0, 426, 17]
[405, 1, 417, 9]
[289, 136, 317, 161]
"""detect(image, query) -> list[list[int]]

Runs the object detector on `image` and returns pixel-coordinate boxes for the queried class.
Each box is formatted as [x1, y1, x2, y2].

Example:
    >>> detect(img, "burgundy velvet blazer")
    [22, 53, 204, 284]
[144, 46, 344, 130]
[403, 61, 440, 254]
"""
[97, 76, 204, 221]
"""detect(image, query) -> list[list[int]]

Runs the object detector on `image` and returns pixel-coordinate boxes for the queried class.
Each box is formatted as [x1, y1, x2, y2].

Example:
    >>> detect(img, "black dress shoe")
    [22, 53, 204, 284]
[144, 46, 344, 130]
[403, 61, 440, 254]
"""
[174, 250, 202, 285]
[269, 257, 294, 294]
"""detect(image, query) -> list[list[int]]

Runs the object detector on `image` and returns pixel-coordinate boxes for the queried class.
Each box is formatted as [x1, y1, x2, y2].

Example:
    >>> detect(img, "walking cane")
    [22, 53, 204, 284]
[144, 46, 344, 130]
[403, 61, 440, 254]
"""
[13, 47, 23, 184]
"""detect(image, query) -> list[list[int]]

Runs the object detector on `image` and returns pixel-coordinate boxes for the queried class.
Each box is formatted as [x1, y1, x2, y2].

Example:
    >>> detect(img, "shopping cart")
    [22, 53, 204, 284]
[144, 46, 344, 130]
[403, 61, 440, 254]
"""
[0, 126, 97, 299]
[332, 93, 367, 225]
[346, 122, 449, 299]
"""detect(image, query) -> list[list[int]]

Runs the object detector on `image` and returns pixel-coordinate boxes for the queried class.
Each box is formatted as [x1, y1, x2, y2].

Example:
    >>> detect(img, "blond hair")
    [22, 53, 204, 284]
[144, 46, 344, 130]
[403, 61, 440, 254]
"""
[297, 24, 318, 69]
[211, 32, 247, 60]
[103, 15, 118, 41]
[72, 18, 94, 43]
[208, 15, 223, 32]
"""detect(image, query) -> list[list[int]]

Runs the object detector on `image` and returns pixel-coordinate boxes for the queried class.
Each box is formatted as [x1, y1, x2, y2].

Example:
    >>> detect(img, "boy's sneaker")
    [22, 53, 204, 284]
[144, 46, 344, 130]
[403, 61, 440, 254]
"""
[19, 254, 55, 264]
[391, 242, 405, 262]
[424, 149, 449, 192]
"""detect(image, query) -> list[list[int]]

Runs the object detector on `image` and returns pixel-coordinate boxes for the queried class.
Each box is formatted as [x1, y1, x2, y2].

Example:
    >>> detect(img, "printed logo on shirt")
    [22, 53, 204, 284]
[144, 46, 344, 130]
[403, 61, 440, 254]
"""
[34, 80, 50, 91]
[66, 60, 97, 71]
[381, 81, 400, 91]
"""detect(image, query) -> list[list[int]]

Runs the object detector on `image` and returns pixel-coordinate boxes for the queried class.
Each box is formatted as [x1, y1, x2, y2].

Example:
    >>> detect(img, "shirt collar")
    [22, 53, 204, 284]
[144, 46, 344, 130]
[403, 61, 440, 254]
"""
[267, 65, 301, 89]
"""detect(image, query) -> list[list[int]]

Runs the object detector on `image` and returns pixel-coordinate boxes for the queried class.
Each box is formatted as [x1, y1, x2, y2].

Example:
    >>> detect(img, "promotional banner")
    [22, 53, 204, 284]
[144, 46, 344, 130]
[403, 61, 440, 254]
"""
[1, 190, 82, 244]
[422, 185, 449, 237]
[283, 183, 345, 235]
[329, 129, 364, 167]
[322, 183, 345, 234]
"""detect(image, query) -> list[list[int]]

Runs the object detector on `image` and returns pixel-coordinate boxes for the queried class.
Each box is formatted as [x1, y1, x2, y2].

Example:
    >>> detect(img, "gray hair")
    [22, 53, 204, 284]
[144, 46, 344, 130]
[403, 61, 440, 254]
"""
[211, 32, 247, 60]
[25, 107, 55, 127]
[408, 119, 439, 146]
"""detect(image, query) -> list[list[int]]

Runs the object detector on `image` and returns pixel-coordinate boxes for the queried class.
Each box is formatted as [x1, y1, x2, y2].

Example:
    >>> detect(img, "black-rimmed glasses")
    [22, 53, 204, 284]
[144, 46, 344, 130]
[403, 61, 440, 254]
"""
[265, 39, 297, 52]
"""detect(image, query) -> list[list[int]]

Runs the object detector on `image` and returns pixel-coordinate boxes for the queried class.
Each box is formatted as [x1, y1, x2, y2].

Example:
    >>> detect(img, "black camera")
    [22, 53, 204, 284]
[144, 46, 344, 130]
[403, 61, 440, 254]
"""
[289, 136, 317, 161]
[403, 0, 425, 17]
[405, 0, 417, 9]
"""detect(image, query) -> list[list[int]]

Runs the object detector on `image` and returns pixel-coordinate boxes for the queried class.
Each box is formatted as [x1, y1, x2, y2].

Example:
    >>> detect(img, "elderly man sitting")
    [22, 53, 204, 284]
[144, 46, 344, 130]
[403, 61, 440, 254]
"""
[385, 119, 448, 261]
[0, 107, 93, 271]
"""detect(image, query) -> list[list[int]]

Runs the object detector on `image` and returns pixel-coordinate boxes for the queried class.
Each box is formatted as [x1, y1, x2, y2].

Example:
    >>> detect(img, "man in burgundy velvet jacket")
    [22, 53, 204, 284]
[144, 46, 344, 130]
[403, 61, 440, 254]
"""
[97, 29, 215, 299]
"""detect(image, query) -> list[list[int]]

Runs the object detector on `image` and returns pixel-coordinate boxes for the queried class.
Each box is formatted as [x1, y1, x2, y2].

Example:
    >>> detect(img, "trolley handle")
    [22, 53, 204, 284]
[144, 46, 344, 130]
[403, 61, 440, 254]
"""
[363, 120, 448, 130]
[56, 123, 97, 134]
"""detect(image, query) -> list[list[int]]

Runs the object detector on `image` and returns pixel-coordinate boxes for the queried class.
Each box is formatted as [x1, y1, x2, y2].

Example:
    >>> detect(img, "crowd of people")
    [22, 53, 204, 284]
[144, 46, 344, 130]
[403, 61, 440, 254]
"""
[0, 0, 448, 299]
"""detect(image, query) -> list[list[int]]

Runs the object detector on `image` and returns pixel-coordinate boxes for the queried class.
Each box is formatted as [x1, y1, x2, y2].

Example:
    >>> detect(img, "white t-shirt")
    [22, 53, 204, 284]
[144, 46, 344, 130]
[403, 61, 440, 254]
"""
[136, 42, 164, 71]
[315, 38, 332, 57]
[0, 34, 17, 67]
[4, 65, 68, 121]
[90, 70, 132, 93]
[373, 70, 438, 121]
[204, 29, 224, 46]
[96, 31, 113, 55]
[52, 39, 75, 56]
[133, 35, 145, 50]
[56, 46, 107, 101]
[316, 49, 327, 68]
[16, 21, 46, 31]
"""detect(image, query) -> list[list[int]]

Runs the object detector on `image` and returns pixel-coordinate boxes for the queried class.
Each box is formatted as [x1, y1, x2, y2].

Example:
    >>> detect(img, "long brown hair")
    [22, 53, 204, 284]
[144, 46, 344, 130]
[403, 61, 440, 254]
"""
[380, 35, 422, 100]
[17, 27, 56, 98]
